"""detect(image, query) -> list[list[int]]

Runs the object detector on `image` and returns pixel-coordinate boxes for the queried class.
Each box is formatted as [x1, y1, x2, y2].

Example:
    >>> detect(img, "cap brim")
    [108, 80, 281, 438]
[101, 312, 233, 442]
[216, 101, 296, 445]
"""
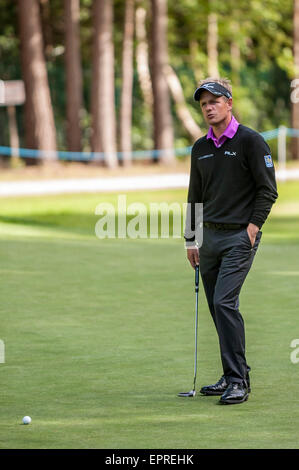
[193, 87, 223, 101]
[193, 82, 232, 101]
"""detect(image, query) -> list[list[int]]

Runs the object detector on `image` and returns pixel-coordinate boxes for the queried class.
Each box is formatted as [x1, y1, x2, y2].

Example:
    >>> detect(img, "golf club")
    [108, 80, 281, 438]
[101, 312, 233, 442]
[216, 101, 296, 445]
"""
[178, 264, 200, 398]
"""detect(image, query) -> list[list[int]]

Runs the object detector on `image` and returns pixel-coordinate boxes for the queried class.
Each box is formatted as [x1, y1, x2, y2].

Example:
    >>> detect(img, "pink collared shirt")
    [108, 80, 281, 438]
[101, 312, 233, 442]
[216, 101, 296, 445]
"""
[207, 115, 239, 148]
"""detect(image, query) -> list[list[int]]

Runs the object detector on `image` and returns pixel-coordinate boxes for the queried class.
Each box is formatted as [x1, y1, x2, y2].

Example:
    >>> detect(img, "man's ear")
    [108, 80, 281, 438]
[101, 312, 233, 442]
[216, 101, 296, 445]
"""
[227, 97, 233, 111]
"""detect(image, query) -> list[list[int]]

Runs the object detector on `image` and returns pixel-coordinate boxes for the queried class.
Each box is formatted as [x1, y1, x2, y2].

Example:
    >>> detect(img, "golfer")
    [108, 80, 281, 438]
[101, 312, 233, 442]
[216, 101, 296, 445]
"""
[184, 77, 278, 404]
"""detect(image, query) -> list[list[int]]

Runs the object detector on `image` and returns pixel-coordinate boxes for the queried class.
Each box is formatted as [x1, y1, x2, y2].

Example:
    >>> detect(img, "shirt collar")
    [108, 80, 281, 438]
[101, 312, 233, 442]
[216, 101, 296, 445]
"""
[207, 115, 239, 143]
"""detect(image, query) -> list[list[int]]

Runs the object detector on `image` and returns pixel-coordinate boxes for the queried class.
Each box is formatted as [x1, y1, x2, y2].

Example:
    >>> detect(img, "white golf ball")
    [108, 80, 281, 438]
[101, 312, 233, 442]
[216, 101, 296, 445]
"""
[22, 416, 31, 425]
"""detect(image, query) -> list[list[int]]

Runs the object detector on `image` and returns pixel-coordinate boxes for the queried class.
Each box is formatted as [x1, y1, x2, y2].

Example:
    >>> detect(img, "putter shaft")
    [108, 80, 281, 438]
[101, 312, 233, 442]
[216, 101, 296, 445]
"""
[178, 265, 199, 397]
[193, 265, 199, 391]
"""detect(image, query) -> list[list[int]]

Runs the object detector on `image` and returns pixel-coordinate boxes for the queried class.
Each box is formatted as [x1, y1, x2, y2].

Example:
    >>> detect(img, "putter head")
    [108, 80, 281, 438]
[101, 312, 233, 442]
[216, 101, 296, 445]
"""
[178, 390, 196, 397]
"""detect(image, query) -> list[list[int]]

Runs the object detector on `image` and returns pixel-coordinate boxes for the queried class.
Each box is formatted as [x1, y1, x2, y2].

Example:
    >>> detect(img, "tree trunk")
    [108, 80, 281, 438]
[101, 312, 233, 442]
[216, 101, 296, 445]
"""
[39, 0, 54, 58]
[150, 0, 174, 164]
[91, 0, 117, 168]
[18, 0, 57, 163]
[120, 0, 135, 166]
[292, 0, 299, 160]
[64, 0, 83, 152]
[136, 4, 153, 111]
[189, 39, 204, 83]
[7, 106, 20, 165]
[230, 22, 241, 86]
[207, 11, 219, 78]
[164, 64, 202, 141]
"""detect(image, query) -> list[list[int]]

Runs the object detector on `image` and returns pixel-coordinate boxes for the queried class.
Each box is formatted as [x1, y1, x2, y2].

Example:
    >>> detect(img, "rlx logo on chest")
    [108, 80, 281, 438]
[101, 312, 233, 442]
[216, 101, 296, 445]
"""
[224, 151, 237, 157]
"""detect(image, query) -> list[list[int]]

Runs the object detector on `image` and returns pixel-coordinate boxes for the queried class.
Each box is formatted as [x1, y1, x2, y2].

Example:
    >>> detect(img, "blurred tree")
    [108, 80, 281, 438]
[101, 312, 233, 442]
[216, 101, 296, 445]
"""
[230, 21, 241, 86]
[207, 1, 219, 78]
[135, 2, 153, 112]
[39, 0, 54, 57]
[164, 63, 202, 140]
[119, 0, 135, 166]
[205, 0, 292, 132]
[134, 1, 154, 152]
[91, 0, 117, 167]
[292, 0, 299, 159]
[150, 0, 174, 163]
[17, 0, 57, 163]
[64, 0, 83, 152]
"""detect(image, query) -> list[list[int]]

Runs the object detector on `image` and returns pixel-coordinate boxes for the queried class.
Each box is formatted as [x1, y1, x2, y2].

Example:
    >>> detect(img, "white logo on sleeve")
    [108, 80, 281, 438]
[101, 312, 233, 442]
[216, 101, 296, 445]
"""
[264, 154, 273, 168]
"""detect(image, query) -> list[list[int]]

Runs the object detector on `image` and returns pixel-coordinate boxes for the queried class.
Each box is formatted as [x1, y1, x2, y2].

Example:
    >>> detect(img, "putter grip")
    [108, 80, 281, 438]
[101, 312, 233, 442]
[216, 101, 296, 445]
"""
[195, 265, 199, 292]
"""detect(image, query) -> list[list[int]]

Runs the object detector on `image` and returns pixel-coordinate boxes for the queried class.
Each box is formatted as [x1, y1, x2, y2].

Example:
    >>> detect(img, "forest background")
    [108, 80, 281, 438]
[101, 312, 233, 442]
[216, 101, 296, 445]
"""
[0, 0, 298, 169]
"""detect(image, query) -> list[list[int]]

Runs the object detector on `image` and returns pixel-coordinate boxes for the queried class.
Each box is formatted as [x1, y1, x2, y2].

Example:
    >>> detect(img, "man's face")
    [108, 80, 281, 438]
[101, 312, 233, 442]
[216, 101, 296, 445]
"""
[199, 90, 232, 126]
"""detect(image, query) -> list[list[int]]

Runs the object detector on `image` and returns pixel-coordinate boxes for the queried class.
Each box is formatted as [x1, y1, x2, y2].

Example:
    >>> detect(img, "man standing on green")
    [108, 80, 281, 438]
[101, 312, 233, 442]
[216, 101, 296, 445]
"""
[184, 78, 278, 404]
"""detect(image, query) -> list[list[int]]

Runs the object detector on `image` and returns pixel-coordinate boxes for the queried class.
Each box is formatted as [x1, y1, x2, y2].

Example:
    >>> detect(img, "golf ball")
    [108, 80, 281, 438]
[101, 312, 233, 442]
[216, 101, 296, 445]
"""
[22, 416, 31, 425]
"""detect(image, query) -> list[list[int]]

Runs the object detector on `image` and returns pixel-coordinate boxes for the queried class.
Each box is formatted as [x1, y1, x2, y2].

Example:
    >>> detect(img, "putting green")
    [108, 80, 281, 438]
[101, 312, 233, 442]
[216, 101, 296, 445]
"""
[0, 181, 298, 448]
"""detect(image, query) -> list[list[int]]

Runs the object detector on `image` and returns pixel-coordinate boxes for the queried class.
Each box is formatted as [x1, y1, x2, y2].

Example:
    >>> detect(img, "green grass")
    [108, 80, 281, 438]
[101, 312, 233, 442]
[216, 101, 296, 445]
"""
[0, 180, 299, 449]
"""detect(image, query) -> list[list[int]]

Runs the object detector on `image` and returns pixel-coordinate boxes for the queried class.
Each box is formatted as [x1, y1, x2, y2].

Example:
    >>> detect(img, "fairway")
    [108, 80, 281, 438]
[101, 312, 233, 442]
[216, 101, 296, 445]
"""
[0, 181, 299, 449]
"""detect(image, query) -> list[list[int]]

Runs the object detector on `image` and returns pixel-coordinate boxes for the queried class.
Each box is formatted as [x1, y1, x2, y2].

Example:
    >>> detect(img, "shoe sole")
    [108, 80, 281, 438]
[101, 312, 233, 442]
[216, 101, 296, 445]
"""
[201, 388, 251, 397]
[219, 394, 249, 405]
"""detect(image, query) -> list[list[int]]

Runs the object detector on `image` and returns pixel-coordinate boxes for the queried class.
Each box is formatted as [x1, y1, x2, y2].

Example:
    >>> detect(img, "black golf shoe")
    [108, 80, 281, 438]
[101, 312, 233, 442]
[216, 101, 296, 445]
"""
[200, 374, 251, 396]
[219, 382, 249, 405]
[200, 376, 229, 396]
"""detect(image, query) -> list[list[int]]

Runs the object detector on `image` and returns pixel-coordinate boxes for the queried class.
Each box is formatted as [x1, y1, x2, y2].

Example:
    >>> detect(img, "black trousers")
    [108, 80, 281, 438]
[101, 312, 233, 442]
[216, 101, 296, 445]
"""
[199, 227, 262, 384]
